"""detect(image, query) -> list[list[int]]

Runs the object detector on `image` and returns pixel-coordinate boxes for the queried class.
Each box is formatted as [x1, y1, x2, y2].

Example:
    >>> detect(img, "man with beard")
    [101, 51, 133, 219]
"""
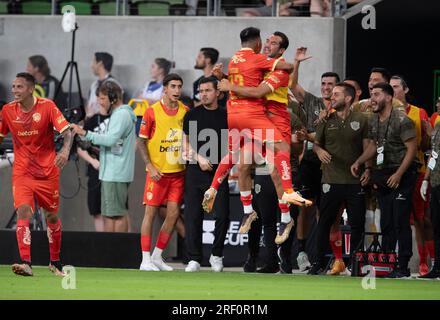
[351, 82, 417, 278]
[307, 83, 369, 275]
[192, 48, 226, 108]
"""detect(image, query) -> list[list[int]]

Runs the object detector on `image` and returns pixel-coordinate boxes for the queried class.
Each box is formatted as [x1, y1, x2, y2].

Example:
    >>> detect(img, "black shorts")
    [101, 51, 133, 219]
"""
[296, 160, 322, 204]
[87, 168, 101, 216]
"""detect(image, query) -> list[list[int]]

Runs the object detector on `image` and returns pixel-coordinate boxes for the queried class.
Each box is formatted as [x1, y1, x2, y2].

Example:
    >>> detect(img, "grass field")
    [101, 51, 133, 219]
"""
[1, 265, 440, 300]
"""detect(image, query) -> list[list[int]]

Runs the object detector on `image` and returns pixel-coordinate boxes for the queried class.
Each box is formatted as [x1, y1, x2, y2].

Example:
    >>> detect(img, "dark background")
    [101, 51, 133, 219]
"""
[346, 0, 440, 114]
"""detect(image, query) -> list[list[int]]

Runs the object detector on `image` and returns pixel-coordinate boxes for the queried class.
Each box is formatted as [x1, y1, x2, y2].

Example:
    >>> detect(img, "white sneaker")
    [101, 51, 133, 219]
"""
[140, 262, 159, 271]
[185, 260, 201, 272]
[209, 255, 224, 272]
[151, 254, 173, 271]
[297, 251, 311, 272]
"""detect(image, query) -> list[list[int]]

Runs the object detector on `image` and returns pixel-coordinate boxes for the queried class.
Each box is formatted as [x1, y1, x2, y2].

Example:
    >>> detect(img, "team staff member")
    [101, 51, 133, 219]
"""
[289, 46, 340, 272]
[137, 73, 188, 272]
[72, 81, 136, 233]
[0, 73, 73, 277]
[420, 121, 440, 278]
[390, 75, 434, 276]
[308, 83, 369, 275]
[351, 83, 417, 278]
[182, 76, 229, 272]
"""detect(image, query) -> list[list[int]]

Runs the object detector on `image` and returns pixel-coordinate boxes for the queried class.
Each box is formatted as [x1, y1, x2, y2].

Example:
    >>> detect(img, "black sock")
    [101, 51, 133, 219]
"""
[298, 239, 307, 252]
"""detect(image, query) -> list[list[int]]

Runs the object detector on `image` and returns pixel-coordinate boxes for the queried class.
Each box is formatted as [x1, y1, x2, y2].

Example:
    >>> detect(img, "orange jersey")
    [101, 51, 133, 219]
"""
[227, 48, 280, 115]
[263, 57, 290, 108]
[406, 104, 429, 172]
[0, 98, 69, 178]
[431, 112, 440, 128]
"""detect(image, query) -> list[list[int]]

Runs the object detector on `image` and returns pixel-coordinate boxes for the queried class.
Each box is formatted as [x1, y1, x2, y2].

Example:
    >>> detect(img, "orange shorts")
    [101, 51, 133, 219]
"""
[266, 106, 291, 144]
[12, 174, 60, 213]
[411, 172, 429, 221]
[227, 112, 285, 152]
[143, 172, 185, 206]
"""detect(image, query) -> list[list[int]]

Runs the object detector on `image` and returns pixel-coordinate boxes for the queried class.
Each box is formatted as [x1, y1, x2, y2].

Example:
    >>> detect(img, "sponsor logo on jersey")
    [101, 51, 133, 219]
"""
[17, 130, 39, 136]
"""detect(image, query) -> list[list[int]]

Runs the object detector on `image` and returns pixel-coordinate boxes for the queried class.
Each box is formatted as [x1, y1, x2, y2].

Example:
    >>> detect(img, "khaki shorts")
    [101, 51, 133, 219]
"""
[101, 181, 129, 217]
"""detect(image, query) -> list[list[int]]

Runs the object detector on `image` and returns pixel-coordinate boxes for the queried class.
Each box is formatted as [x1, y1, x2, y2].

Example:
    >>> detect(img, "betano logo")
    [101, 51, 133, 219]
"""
[17, 130, 38, 136]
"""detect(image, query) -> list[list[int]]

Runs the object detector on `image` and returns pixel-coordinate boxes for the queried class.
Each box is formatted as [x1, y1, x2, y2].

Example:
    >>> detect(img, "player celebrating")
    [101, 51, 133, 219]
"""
[203, 27, 311, 235]
[0, 73, 73, 277]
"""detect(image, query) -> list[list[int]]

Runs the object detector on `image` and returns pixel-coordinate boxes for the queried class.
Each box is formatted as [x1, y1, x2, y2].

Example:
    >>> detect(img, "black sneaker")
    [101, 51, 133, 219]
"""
[387, 268, 411, 279]
[278, 248, 292, 274]
[418, 268, 440, 279]
[307, 262, 325, 275]
[257, 264, 280, 274]
[243, 256, 257, 273]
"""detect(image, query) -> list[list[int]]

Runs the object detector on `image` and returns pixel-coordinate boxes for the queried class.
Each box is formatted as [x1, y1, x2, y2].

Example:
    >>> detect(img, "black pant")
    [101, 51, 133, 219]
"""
[183, 166, 230, 263]
[248, 174, 297, 265]
[377, 169, 417, 269]
[430, 185, 440, 265]
[316, 184, 366, 265]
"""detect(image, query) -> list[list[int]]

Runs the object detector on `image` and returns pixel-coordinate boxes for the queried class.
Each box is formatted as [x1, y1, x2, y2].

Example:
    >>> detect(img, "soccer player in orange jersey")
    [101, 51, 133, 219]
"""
[137, 74, 188, 271]
[0, 73, 73, 277]
[391, 75, 434, 275]
[203, 27, 312, 235]
[217, 31, 298, 243]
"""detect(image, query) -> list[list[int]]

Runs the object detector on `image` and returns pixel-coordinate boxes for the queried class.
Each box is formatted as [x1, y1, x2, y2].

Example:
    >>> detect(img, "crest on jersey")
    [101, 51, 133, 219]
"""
[147, 192, 153, 201]
[32, 113, 41, 122]
[322, 184, 331, 194]
[255, 184, 261, 194]
[350, 121, 360, 131]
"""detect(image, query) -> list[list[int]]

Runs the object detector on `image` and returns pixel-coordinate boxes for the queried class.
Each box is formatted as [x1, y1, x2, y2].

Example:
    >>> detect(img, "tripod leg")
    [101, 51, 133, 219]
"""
[6, 210, 17, 229]
[73, 62, 85, 119]
[55, 62, 72, 103]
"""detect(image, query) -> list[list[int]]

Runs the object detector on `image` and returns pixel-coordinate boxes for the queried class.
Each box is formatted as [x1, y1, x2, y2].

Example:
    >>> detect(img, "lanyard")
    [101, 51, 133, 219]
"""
[376, 111, 392, 147]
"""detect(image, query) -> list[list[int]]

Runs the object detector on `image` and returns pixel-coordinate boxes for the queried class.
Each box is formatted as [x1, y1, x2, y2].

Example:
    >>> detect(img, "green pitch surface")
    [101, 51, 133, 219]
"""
[1, 265, 440, 300]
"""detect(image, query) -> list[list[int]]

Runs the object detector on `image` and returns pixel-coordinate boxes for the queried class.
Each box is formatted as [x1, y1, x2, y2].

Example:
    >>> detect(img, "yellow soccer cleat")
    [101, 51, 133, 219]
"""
[202, 187, 217, 213]
[327, 259, 346, 276]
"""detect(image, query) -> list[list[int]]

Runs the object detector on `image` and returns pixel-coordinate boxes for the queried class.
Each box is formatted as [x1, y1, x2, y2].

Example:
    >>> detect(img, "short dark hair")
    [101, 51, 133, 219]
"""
[335, 82, 356, 104]
[321, 72, 340, 82]
[391, 75, 408, 90]
[198, 76, 218, 89]
[16, 72, 36, 86]
[97, 80, 123, 101]
[370, 67, 391, 83]
[372, 82, 394, 97]
[163, 73, 183, 87]
[273, 31, 289, 50]
[200, 48, 219, 65]
[240, 27, 261, 44]
[155, 58, 174, 76]
[95, 52, 113, 72]
[343, 76, 361, 90]
[28, 55, 50, 78]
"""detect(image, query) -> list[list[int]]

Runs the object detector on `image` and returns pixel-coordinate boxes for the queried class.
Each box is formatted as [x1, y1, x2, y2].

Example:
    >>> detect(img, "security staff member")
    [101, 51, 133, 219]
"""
[419, 122, 440, 278]
[351, 82, 417, 278]
[308, 83, 369, 275]
[182, 76, 229, 272]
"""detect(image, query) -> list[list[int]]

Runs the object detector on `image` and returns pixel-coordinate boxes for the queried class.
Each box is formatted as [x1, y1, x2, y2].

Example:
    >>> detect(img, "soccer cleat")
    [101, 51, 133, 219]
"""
[418, 268, 440, 279]
[140, 262, 160, 271]
[386, 268, 411, 279]
[257, 264, 280, 274]
[238, 211, 258, 234]
[307, 262, 325, 275]
[419, 263, 429, 276]
[275, 219, 294, 245]
[297, 251, 311, 272]
[243, 256, 257, 273]
[49, 261, 66, 277]
[12, 263, 33, 277]
[151, 255, 173, 271]
[209, 255, 224, 272]
[202, 187, 217, 214]
[282, 191, 312, 207]
[185, 260, 201, 272]
[327, 259, 346, 276]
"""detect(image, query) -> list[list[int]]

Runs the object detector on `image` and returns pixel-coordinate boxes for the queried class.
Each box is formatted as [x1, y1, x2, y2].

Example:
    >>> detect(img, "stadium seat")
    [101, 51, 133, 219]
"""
[0, 1, 8, 14]
[58, 1, 93, 15]
[21, 0, 52, 14]
[134, 1, 169, 16]
[96, 0, 121, 15]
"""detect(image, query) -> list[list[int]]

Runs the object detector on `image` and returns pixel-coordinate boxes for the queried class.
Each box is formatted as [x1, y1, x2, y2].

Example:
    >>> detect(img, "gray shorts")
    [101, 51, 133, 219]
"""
[101, 181, 129, 217]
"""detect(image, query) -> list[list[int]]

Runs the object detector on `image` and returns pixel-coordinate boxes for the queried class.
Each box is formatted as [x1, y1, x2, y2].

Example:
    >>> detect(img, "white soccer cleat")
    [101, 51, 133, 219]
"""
[297, 251, 311, 272]
[151, 255, 173, 271]
[209, 255, 224, 272]
[140, 262, 160, 271]
[282, 191, 313, 207]
[185, 260, 201, 272]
